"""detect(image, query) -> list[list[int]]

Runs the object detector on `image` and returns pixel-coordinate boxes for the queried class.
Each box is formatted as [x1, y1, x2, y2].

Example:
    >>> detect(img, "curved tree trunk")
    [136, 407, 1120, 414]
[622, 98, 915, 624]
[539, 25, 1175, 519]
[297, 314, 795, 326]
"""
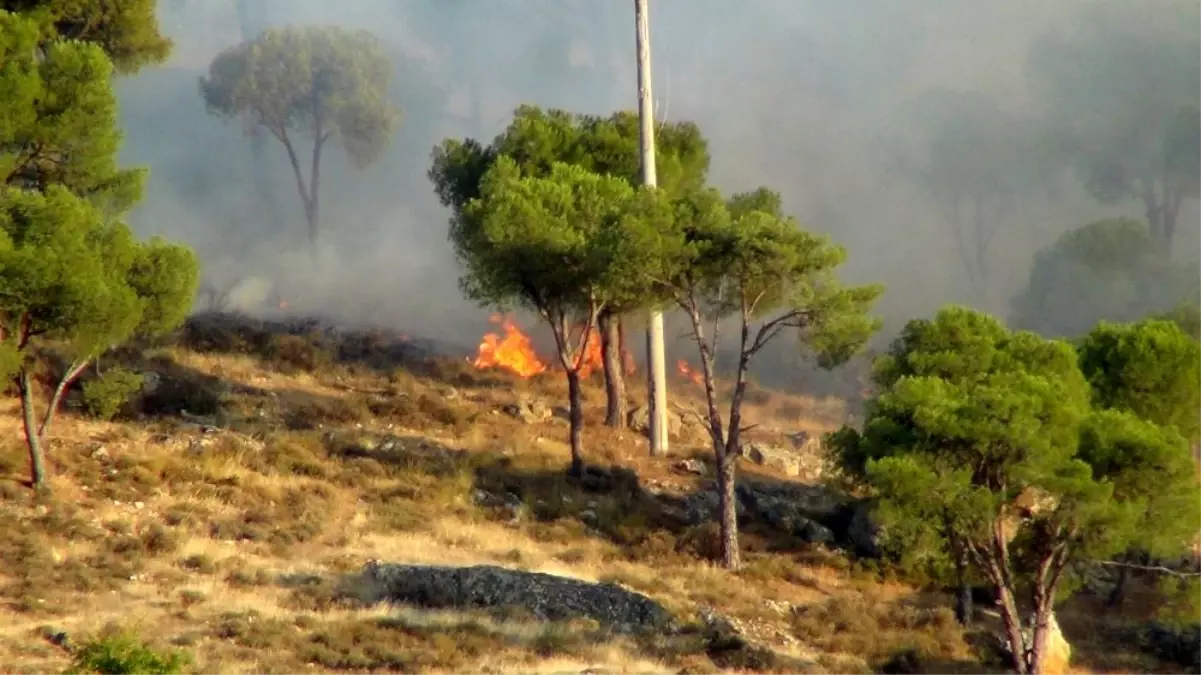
[18, 369, 47, 488]
[599, 309, 626, 428]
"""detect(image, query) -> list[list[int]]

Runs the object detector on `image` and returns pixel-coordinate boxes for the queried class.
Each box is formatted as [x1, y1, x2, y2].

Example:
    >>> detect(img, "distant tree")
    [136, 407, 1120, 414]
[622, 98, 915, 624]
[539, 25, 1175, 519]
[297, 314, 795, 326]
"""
[199, 25, 400, 259]
[430, 104, 710, 430]
[887, 89, 1051, 302]
[1025, 2, 1201, 253]
[831, 307, 1200, 674]
[3, 0, 171, 74]
[1011, 218, 1199, 337]
[0, 11, 199, 488]
[637, 186, 881, 569]
[231, 0, 284, 237]
[448, 158, 649, 476]
[1077, 318, 1201, 606]
[1156, 302, 1201, 340]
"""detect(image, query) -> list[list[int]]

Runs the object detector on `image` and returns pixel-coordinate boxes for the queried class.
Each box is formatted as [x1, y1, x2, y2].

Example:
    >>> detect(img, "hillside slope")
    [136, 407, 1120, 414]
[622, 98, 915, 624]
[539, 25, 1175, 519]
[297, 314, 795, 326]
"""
[0, 316, 1186, 674]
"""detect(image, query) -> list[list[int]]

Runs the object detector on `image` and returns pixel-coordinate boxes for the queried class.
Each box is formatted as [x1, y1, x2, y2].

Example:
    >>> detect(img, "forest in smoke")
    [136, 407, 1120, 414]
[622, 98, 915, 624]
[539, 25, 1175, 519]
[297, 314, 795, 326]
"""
[117, 0, 1201, 393]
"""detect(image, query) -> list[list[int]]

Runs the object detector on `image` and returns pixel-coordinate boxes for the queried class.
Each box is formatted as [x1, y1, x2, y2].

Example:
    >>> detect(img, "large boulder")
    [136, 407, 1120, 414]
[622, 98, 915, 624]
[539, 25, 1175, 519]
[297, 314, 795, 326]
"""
[360, 563, 674, 634]
[742, 432, 827, 481]
[627, 405, 685, 438]
[1019, 612, 1072, 675]
[743, 443, 801, 477]
[736, 484, 835, 544]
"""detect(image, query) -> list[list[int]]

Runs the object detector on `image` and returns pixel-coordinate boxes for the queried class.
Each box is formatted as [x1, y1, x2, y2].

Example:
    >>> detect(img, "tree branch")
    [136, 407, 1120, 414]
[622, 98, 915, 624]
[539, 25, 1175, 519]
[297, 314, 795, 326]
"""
[1094, 559, 1201, 578]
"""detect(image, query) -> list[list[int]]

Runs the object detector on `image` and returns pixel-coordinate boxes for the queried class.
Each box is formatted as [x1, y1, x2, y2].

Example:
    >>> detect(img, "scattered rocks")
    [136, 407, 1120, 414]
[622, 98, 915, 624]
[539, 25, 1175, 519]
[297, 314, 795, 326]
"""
[673, 458, 708, 476]
[360, 562, 674, 634]
[736, 484, 835, 544]
[698, 606, 819, 673]
[675, 481, 844, 545]
[503, 398, 552, 424]
[742, 433, 828, 481]
[742, 443, 801, 477]
[679, 490, 747, 526]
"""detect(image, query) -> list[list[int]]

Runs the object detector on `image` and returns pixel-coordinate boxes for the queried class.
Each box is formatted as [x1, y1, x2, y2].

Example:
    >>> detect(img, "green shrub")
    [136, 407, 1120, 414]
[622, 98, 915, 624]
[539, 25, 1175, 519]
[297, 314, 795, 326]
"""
[68, 630, 191, 674]
[81, 369, 145, 421]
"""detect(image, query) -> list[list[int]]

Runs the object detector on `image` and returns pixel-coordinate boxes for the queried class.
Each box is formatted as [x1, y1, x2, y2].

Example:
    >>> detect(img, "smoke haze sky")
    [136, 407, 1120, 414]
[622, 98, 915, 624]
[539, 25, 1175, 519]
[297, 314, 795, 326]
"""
[114, 0, 1201, 388]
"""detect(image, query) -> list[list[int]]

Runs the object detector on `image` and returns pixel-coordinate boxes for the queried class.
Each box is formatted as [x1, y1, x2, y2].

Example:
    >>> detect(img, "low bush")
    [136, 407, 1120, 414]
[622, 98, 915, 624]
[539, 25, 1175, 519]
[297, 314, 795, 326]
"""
[69, 628, 192, 674]
[81, 369, 145, 421]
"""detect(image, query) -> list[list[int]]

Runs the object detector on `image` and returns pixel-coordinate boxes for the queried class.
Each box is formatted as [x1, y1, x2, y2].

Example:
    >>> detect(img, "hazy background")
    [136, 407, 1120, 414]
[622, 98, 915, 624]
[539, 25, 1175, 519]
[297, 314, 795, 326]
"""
[115, 0, 1201, 395]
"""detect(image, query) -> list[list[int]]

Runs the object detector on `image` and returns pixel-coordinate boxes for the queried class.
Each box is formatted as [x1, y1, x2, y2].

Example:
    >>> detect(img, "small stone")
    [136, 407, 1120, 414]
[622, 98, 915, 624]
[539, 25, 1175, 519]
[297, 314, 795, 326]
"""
[673, 458, 707, 476]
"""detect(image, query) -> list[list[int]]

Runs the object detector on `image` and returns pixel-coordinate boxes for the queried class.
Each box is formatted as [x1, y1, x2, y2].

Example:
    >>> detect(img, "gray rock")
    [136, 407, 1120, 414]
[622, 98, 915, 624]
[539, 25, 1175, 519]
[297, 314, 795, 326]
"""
[743, 443, 800, 477]
[504, 398, 552, 424]
[743, 434, 828, 481]
[735, 484, 835, 544]
[360, 563, 674, 634]
[680, 490, 748, 526]
[673, 458, 708, 476]
[627, 405, 684, 438]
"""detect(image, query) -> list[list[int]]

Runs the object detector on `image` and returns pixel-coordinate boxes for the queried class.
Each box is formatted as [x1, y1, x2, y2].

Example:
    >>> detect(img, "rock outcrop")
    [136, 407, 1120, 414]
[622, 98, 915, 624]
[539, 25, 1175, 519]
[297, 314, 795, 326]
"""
[360, 562, 674, 634]
[741, 431, 828, 481]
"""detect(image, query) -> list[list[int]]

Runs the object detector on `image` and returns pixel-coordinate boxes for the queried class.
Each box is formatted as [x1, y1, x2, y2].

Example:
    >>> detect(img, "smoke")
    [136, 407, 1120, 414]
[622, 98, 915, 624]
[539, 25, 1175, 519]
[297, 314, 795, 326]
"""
[118, 0, 1200, 392]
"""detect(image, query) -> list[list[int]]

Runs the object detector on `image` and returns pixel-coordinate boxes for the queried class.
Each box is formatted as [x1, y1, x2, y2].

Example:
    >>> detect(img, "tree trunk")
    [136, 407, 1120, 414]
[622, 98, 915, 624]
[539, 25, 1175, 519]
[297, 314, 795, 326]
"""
[954, 545, 974, 625]
[566, 369, 585, 478]
[306, 131, 326, 264]
[1106, 560, 1130, 607]
[599, 309, 626, 428]
[996, 582, 1029, 675]
[18, 369, 47, 488]
[715, 451, 740, 569]
[1026, 579, 1059, 675]
[38, 359, 90, 440]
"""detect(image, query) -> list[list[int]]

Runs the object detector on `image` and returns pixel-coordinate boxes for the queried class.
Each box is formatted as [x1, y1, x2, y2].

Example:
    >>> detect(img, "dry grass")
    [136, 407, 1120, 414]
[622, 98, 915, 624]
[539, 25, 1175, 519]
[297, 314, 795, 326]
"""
[0, 327, 1186, 674]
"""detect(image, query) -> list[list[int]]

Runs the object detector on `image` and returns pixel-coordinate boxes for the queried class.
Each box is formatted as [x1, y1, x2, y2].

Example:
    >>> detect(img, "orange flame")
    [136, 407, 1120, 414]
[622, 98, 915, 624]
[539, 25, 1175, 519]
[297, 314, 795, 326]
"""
[676, 359, 704, 385]
[278, 299, 289, 310]
[577, 331, 603, 378]
[473, 314, 548, 377]
[472, 315, 639, 380]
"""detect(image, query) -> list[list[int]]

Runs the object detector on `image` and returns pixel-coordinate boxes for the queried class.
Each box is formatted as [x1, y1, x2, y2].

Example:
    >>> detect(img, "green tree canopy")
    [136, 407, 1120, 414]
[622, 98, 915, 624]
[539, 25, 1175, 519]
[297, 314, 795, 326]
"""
[0, 10, 198, 487]
[0, 185, 198, 486]
[430, 104, 709, 218]
[634, 185, 881, 569]
[431, 103, 711, 429]
[1, 10, 145, 211]
[453, 157, 652, 476]
[1011, 218, 1199, 338]
[1077, 319, 1201, 445]
[4, 0, 171, 74]
[200, 25, 400, 256]
[832, 307, 1200, 674]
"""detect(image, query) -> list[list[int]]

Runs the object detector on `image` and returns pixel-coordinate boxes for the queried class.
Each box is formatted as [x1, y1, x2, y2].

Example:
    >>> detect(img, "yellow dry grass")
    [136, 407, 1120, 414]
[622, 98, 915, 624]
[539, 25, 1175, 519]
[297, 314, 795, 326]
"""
[0, 333, 1184, 674]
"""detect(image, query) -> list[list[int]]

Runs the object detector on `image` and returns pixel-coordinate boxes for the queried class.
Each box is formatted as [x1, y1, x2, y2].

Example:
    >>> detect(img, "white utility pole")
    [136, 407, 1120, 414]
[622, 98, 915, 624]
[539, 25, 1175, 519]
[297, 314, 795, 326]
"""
[634, 0, 669, 455]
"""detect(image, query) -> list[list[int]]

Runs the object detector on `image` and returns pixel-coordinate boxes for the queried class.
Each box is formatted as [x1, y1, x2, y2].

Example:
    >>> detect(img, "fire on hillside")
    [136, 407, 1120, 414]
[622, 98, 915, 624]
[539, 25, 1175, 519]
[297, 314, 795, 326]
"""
[472, 314, 702, 383]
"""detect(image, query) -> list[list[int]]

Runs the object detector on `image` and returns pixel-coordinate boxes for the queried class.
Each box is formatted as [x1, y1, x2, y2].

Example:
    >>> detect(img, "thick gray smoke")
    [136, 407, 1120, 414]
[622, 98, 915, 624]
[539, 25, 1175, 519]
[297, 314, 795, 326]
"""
[118, 0, 1200, 392]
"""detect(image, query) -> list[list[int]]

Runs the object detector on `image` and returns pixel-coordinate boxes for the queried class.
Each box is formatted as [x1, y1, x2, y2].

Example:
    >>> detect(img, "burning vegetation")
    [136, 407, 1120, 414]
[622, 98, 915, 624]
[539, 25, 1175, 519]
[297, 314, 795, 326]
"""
[472, 314, 706, 383]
